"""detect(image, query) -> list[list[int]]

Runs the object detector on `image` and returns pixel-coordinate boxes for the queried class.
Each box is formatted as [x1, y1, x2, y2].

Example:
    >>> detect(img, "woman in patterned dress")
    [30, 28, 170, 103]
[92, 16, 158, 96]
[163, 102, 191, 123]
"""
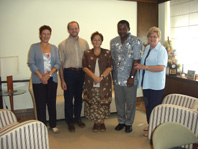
[82, 31, 113, 132]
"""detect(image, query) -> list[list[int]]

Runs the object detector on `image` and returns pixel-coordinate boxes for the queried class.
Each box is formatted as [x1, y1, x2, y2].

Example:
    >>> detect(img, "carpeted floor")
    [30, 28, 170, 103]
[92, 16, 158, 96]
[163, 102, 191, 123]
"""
[16, 98, 151, 149]
[136, 97, 146, 112]
[48, 108, 152, 149]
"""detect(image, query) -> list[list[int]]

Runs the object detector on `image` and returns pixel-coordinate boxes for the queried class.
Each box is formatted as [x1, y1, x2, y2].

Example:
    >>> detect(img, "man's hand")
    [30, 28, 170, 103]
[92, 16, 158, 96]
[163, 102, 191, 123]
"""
[61, 80, 67, 90]
[127, 78, 134, 87]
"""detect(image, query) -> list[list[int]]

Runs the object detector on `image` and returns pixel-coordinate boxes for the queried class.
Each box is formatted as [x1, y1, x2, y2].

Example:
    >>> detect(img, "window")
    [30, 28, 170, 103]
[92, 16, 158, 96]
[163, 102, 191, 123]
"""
[170, 0, 198, 73]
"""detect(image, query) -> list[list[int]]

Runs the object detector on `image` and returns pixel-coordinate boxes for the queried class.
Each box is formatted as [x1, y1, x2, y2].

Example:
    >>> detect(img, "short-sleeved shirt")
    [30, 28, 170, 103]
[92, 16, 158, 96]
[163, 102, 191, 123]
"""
[110, 33, 142, 86]
[58, 36, 89, 68]
[139, 42, 168, 90]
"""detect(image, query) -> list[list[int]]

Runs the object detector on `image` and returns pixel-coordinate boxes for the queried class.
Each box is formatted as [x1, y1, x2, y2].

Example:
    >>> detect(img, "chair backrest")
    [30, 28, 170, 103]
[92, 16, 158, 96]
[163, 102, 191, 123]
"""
[152, 122, 198, 149]
[0, 109, 17, 129]
[0, 120, 49, 149]
[56, 74, 63, 96]
[29, 77, 38, 120]
[163, 94, 198, 108]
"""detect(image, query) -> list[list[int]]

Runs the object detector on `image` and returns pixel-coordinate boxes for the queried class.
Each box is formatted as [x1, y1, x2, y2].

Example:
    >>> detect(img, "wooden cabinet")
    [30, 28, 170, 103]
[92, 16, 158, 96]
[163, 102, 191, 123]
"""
[164, 75, 198, 98]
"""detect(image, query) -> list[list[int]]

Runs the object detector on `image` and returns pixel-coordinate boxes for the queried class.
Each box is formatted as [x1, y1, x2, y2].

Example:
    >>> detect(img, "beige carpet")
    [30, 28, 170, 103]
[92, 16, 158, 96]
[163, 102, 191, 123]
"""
[48, 110, 152, 149]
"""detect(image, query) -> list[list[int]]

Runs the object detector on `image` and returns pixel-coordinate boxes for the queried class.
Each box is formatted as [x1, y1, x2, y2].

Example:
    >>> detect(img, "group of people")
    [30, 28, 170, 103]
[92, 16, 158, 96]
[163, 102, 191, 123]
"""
[27, 20, 168, 136]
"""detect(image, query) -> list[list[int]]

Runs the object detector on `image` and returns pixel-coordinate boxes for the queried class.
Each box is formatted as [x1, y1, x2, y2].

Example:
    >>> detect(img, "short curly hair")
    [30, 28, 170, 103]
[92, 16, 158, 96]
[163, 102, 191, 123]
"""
[91, 31, 103, 41]
[39, 25, 51, 35]
[147, 26, 161, 40]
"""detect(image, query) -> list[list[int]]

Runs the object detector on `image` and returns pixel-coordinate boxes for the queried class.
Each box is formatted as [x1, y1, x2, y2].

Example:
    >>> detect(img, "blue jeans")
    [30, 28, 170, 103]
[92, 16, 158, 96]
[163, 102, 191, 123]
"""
[63, 69, 85, 124]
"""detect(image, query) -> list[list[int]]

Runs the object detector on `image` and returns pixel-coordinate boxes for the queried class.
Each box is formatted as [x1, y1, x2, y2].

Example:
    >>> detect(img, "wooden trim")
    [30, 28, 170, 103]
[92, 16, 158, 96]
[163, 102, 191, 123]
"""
[122, 0, 157, 3]
[121, 0, 169, 4]
[14, 108, 34, 115]
[158, 0, 170, 3]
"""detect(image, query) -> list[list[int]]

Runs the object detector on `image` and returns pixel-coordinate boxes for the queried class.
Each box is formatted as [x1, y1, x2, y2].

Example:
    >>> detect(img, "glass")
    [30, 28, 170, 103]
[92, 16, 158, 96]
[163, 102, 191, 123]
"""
[0, 89, 26, 96]
[148, 35, 158, 39]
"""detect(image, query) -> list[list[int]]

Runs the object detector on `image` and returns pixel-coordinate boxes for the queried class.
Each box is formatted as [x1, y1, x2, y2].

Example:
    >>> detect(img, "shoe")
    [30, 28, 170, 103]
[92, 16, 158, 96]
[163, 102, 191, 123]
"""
[125, 125, 132, 133]
[92, 123, 99, 132]
[76, 120, 86, 128]
[143, 126, 149, 131]
[143, 132, 148, 137]
[68, 124, 75, 132]
[100, 123, 106, 132]
[51, 127, 60, 134]
[115, 124, 125, 131]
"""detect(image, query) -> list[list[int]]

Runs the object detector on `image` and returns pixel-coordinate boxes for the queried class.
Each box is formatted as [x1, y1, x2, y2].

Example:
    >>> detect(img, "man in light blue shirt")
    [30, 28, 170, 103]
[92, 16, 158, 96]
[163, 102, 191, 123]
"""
[110, 20, 142, 133]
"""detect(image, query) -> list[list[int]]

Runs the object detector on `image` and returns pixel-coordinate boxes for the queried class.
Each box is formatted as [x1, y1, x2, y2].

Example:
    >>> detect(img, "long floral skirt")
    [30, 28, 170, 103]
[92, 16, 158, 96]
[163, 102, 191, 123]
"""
[84, 87, 110, 123]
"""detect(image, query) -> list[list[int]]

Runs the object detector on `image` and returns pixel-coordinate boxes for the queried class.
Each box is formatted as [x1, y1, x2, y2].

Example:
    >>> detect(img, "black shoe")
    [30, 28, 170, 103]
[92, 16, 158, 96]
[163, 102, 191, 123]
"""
[115, 124, 125, 131]
[125, 125, 132, 133]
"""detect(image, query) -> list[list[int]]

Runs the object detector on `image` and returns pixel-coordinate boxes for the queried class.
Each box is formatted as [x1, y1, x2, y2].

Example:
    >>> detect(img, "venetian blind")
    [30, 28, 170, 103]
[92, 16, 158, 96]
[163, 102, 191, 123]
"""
[170, 0, 198, 73]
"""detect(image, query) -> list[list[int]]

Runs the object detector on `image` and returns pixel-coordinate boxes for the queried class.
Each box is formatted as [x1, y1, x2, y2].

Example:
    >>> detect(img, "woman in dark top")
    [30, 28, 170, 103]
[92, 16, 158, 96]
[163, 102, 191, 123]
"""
[82, 31, 113, 132]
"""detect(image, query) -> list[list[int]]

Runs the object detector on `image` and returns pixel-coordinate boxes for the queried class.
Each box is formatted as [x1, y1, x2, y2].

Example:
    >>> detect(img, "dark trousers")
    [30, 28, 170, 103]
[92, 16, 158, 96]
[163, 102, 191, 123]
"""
[64, 69, 85, 124]
[143, 89, 164, 124]
[33, 77, 57, 128]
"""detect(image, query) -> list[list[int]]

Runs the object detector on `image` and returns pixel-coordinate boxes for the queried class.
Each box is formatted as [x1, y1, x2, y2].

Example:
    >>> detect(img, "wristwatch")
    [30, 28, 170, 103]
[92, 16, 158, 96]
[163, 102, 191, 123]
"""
[130, 75, 134, 79]
[101, 74, 105, 79]
[49, 73, 52, 77]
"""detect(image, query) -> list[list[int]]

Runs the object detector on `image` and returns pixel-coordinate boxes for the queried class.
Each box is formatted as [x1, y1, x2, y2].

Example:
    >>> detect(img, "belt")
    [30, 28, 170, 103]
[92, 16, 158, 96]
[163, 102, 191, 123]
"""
[67, 67, 82, 71]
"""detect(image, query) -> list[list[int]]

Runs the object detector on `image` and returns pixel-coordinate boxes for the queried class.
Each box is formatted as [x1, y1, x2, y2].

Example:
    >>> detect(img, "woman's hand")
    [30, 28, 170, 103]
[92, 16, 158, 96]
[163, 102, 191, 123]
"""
[40, 73, 50, 84]
[134, 63, 146, 70]
[93, 76, 103, 85]
[40, 76, 48, 84]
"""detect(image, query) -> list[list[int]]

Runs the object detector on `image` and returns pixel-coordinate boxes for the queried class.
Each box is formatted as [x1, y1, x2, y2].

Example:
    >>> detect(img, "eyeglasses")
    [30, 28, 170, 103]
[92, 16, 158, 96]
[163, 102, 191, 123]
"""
[148, 35, 158, 39]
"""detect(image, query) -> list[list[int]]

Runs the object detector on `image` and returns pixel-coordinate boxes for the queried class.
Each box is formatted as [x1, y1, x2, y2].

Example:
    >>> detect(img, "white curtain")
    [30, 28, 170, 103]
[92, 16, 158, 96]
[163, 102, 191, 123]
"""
[170, 0, 198, 73]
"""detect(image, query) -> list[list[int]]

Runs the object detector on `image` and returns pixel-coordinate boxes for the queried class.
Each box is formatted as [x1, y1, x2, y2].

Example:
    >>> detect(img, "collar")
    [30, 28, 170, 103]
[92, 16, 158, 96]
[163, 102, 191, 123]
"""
[68, 36, 79, 42]
[148, 42, 161, 51]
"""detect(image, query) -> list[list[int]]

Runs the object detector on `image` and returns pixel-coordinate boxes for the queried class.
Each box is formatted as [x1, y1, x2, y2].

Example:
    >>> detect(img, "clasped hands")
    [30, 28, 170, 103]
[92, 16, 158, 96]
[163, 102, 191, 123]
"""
[93, 76, 103, 85]
[40, 73, 50, 84]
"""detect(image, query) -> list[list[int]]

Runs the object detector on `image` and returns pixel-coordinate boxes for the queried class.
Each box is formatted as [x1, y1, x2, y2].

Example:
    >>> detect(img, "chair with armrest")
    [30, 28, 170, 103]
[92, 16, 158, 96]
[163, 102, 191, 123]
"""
[0, 109, 49, 149]
[152, 122, 198, 149]
[148, 94, 198, 149]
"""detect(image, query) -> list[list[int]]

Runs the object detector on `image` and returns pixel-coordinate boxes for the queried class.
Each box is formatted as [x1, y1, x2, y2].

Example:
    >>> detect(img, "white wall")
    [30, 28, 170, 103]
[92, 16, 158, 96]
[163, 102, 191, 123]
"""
[0, 0, 137, 81]
[1, 0, 144, 110]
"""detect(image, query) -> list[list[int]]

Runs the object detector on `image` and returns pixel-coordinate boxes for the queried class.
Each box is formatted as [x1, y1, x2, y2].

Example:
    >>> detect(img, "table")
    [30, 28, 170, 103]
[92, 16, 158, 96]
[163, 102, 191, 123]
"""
[0, 89, 26, 112]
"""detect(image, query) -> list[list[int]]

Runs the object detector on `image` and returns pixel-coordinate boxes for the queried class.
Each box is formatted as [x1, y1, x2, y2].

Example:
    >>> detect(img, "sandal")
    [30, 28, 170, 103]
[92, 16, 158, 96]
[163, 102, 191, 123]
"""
[143, 126, 149, 131]
[92, 123, 99, 132]
[51, 127, 60, 133]
[100, 123, 106, 132]
[143, 132, 148, 137]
